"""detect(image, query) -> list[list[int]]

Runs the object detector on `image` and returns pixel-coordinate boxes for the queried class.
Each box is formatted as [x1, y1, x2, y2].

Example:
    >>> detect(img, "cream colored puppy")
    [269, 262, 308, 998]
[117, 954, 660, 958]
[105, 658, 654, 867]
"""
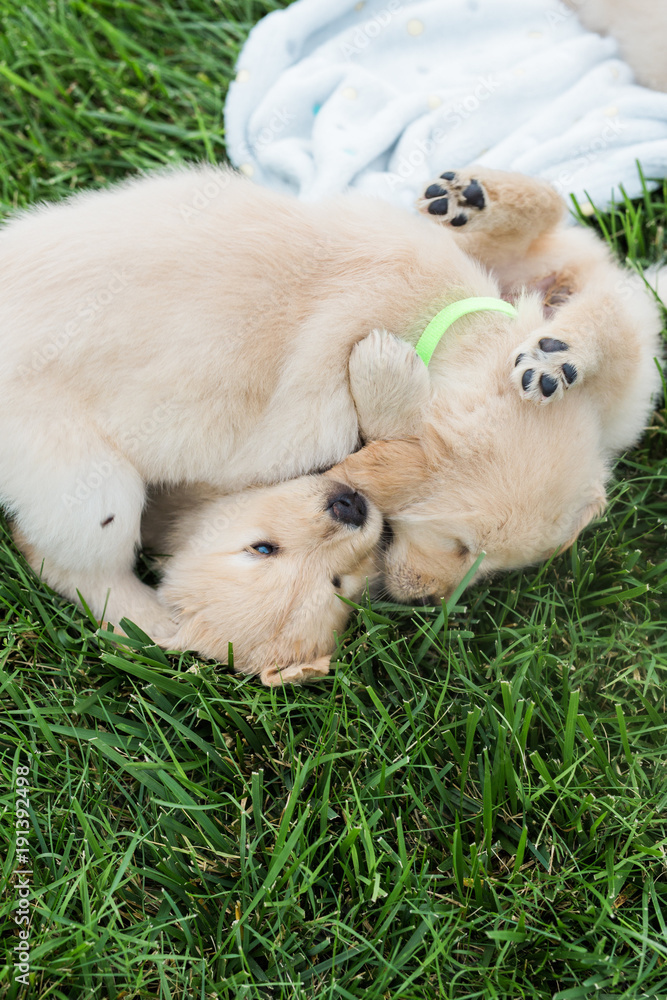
[338, 166, 663, 601]
[142, 474, 381, 685]
[1, 164, 662, 632]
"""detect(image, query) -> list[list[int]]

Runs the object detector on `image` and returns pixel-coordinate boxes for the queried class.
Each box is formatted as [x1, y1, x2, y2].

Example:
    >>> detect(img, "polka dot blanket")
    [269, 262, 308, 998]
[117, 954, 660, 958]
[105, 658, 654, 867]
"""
[223, 0, 667, 212]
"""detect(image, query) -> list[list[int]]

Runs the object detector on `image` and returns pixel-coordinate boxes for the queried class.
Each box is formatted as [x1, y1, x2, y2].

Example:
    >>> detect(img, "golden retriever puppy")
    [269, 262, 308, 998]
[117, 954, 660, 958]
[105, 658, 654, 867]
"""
[335, 165, 663, 601]
[1, 164, 661, 631]
[141, 474, 381, 685]
[565, 0, 667, 92]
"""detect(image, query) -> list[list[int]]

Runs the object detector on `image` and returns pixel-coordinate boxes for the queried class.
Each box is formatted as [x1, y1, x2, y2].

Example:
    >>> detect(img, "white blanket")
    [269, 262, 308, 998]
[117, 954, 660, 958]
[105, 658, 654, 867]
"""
[224, 0, 667, 211]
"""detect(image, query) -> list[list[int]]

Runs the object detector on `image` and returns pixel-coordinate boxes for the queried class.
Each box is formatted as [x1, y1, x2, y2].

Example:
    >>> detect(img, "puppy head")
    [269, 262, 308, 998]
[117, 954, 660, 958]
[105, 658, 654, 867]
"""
[156, 473, 381, 685]
[335, 395, 607, 603]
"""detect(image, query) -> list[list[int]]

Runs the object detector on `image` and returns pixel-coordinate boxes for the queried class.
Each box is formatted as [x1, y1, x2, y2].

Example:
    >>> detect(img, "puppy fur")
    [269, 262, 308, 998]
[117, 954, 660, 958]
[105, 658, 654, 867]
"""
[1, 164, 662, 638]
[565, 0, 667, 92]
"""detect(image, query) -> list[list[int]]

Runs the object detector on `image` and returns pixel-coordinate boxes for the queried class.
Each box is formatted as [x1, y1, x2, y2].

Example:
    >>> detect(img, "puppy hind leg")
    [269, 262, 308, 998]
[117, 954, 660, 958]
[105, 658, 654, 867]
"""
[416, 166, 566, 270]
[7, 437, 173, 636]
[509, 269, 664, 430]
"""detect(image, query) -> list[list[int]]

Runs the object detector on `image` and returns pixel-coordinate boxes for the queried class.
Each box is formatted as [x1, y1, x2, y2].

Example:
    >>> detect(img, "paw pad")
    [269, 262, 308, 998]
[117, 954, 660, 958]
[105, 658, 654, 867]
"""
[427, 196, 449, 216]
[512, 338, 579, 403]
[419, 170, 487, 227]
[540, 374, 558, 397]
[562, 362, 577, 384]
[538, 337, 569, 353]
[461, 180, 485, 209]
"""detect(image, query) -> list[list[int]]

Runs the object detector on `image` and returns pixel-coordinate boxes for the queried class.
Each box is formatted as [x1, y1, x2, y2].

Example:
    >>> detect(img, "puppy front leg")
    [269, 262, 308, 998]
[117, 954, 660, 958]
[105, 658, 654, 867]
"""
[349, 329, 431, 441]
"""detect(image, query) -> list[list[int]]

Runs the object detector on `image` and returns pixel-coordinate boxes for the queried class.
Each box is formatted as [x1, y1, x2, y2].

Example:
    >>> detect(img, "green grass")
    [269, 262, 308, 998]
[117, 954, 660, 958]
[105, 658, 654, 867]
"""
[1, 2, 667, 998]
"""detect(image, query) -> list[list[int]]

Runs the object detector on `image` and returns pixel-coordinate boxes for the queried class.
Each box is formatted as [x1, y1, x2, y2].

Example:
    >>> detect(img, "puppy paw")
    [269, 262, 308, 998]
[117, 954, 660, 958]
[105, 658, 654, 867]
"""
[260, 655, 331, 686]
[416, 170, 487, 228]
[350, 328, 428, 391]
[349, 329, 431, 440]
[100, 591, 178, 643]
[511, 337, 579, 404]
[103, 609, 178, 644]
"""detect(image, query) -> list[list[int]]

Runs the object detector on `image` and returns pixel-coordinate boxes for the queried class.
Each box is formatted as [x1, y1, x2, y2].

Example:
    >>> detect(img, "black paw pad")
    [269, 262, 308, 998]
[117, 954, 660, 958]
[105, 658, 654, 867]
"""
[462, 180, 485, 209]
[425, 183, 447, 199]
[562, 362, 577, 384]
[427, 197, 449, 216]
[540, 374, 558, 397]
[522, 369, 534, 391]
[450, 213, 468, 227]
[538, 337, 569, 353]
[515, 353, 525, 367]
[440, 171, 456, 180]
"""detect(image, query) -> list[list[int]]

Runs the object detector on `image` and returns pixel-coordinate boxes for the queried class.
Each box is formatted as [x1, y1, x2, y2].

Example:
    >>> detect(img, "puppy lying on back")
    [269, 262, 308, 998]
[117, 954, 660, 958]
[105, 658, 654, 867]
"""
[1, 164, 662, 637]
[142, 474, 381, 685]
[337, 167, 663, 601]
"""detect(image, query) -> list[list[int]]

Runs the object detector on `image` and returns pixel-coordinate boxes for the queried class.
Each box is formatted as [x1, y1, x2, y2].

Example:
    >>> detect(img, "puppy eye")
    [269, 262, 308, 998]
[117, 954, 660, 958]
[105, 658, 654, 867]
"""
[332, 575, 341, 589]
[456, 541, 471, 558]
[251, 542, 278, 556]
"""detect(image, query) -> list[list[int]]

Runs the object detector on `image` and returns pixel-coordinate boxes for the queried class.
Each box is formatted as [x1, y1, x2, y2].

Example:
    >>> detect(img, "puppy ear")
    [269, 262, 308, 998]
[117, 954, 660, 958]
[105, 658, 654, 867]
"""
[162, 621, 332, 685]
[332, 438, 429, 512]
[259, 656, 331, 687]
[558, 487, 607, 553]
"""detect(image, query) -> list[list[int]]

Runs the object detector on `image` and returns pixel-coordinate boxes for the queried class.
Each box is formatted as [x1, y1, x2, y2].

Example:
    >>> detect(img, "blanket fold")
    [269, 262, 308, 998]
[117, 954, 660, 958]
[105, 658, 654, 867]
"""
[225, 0, 667, 210]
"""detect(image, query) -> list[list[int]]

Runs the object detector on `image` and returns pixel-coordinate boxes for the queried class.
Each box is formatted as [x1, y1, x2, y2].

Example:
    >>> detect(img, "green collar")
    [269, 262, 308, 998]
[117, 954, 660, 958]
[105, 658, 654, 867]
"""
[415, 296, 518, 366]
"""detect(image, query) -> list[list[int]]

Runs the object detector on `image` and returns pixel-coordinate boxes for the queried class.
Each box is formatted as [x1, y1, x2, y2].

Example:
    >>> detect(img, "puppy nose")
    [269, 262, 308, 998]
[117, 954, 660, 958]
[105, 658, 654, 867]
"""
[327, 489, 368, 527]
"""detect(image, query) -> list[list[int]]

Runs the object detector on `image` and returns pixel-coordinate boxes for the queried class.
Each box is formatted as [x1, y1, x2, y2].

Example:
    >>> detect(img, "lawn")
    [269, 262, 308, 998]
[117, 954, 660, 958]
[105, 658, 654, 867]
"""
[1, 2, 666, 998]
